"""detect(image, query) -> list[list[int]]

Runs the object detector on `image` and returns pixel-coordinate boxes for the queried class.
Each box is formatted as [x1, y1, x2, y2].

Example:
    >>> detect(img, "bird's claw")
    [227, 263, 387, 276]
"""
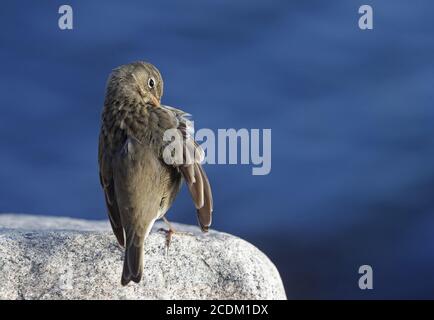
[158, 228, 175, 255]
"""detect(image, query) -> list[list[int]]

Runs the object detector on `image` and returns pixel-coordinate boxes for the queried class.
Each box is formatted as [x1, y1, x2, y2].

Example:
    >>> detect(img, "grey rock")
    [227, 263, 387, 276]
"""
[0, 214, 286, 300]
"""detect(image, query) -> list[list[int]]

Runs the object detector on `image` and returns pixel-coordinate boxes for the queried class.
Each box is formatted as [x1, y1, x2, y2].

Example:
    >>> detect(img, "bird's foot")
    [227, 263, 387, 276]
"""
[158, 227, 174, 248]
[158, 217, 177, 255]
[158, 217, 193, 255]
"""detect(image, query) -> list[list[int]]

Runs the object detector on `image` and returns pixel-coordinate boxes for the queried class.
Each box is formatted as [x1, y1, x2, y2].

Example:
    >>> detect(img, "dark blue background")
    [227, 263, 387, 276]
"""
[1, 1, 434, 299]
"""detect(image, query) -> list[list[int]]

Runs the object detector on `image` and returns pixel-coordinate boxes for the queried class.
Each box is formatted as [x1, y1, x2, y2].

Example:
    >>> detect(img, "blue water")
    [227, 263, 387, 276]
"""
[1, 1, 434, 298]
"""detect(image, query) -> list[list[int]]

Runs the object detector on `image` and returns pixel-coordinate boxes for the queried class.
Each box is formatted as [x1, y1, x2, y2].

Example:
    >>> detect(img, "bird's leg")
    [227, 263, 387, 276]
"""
[162, 216, 176, 249]
[158, 217, 193, 254]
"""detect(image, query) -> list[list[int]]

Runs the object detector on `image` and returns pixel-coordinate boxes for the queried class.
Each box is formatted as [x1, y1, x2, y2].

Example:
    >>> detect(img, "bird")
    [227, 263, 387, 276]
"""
[98, 61, 213, 286]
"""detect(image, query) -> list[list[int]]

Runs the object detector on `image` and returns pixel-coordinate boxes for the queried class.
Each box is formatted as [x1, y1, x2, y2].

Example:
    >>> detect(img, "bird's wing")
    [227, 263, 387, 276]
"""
[158, 105, 213, 231]
[98, 132, 125, 246]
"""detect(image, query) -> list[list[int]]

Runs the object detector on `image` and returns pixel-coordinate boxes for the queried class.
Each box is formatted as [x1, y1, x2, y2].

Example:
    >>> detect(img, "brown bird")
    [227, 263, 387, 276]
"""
[98, 61, 213, 286]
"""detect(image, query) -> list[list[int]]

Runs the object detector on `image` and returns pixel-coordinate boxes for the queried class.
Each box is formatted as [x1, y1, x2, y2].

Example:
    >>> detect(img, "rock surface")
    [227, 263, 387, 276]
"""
[0, 214, 286, 300]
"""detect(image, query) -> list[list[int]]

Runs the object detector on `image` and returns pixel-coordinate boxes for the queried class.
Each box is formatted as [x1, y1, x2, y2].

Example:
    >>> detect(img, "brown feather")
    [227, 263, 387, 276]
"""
[196, 164, 213, 231]
[160, 105, 213, 232]
[98, 134, 125, 247]
[180, 164, 204, 210]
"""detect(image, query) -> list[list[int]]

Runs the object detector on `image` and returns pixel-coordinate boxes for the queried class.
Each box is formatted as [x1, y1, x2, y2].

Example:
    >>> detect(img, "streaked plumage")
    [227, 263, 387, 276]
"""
[98, 61, 213, 285]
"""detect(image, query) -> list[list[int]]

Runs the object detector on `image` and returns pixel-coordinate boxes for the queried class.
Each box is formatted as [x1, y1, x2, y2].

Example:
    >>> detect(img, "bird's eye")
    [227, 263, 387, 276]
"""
[148, 77, 155, 89]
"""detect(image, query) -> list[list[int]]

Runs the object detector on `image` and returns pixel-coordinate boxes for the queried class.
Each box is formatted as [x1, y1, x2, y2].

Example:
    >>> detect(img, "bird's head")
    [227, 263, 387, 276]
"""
[105, 61, 163, 107]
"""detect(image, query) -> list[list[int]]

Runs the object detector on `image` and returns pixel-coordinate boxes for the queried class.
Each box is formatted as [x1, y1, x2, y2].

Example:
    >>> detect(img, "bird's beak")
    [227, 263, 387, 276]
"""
[144, 94, 160, 107]
[150, 94, 160, 107]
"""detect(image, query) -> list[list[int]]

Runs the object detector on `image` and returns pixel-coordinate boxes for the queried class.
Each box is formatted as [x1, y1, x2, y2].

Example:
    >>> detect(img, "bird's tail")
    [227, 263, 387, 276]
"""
[121, 234, 144, 286]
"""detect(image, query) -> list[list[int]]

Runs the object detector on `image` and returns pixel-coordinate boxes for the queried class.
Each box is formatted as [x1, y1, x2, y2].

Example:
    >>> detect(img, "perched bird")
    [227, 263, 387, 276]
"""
[98, 61, 213, 285]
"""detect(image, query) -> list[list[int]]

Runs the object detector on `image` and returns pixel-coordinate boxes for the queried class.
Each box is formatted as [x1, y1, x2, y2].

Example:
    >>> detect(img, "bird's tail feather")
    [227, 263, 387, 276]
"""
[121, 234, 144, 286]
